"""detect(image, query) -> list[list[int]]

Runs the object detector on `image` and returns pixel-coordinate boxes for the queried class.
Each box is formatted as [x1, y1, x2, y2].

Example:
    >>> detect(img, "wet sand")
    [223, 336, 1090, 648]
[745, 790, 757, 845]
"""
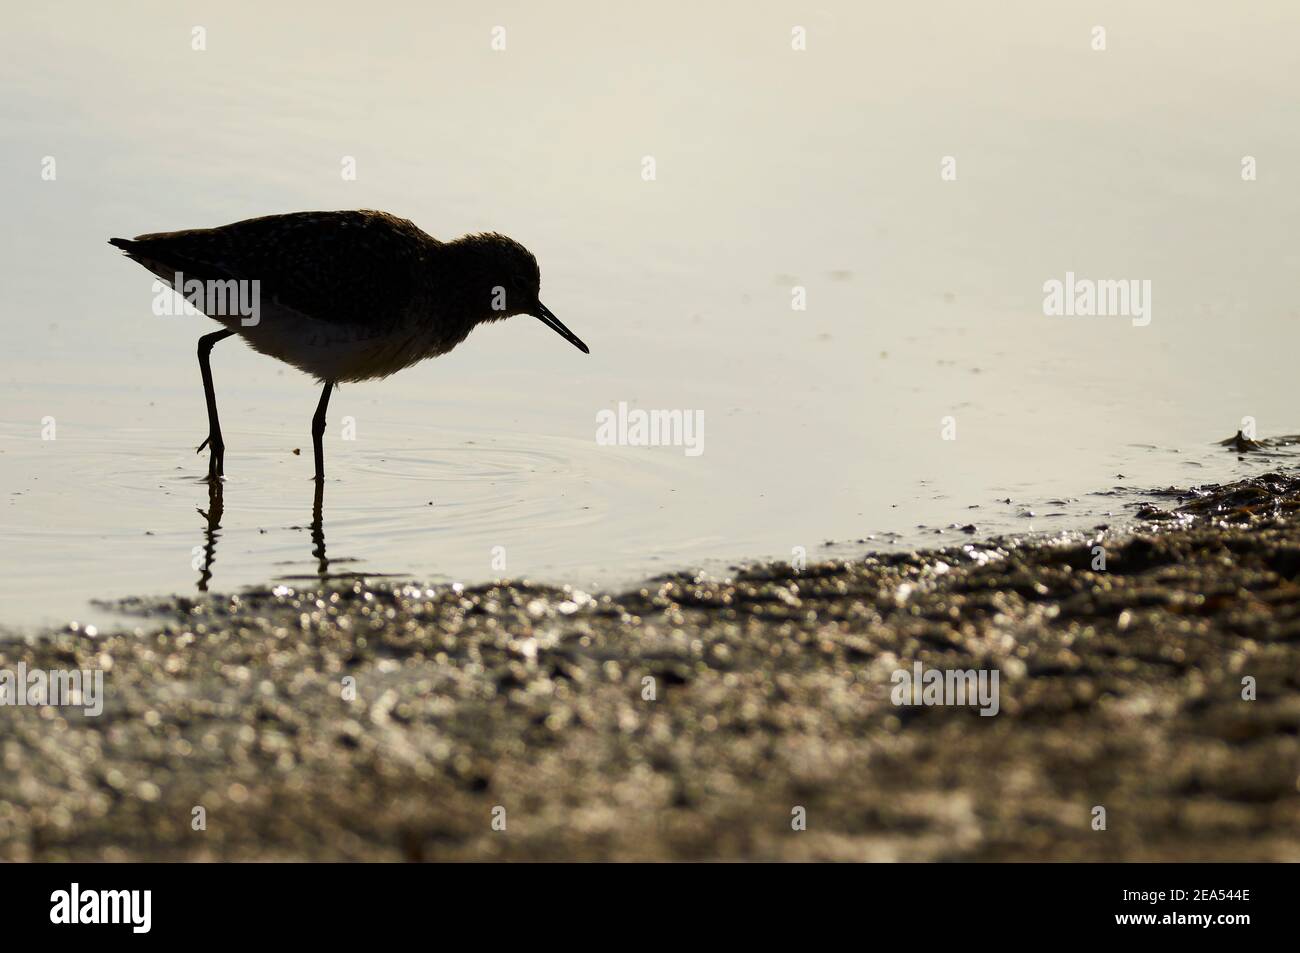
[3, 471, 1299, 861]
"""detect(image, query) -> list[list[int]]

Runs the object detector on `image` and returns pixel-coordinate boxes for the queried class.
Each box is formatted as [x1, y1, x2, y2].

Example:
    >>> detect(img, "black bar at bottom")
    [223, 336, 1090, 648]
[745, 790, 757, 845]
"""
[1, 861, 1282, 940]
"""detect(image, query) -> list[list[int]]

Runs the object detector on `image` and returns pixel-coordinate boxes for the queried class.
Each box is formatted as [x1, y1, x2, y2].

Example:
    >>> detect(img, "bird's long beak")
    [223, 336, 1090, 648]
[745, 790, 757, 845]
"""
[535, 301, 589, 354]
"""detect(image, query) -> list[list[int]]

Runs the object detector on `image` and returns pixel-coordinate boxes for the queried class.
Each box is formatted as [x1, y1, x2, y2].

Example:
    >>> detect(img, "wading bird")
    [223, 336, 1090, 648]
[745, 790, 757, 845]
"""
[110, 209, 588, 481]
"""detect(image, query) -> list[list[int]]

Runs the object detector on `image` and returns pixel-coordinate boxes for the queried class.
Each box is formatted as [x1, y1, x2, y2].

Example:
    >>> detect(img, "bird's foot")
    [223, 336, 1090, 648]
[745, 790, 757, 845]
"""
[198, 436, 225, 480]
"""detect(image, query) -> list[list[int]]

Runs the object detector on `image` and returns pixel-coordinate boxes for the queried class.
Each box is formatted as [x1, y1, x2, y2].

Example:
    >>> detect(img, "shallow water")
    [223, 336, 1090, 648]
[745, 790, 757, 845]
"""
[2, 2, 1299, 628]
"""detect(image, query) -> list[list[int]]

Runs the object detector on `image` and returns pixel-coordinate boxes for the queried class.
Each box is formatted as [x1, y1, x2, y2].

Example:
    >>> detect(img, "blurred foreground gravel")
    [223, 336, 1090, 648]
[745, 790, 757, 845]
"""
[3, 472, 1300, 860]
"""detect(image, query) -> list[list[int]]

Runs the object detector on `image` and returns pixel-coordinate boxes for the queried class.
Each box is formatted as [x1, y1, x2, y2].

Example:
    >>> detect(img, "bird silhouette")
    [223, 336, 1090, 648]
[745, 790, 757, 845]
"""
[110, 209, 588, 481]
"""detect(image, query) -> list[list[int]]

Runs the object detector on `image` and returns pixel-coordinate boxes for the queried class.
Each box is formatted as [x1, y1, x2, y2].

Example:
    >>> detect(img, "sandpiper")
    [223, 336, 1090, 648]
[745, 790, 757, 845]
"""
[110, 209, 588, 481]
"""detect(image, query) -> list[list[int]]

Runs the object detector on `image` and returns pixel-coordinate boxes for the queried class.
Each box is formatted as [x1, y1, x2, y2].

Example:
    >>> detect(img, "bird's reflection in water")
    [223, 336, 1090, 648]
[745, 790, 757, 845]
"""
[195, 478, 396, 591]
[196, 479, 223, 591]
[310, 479, 329, 577]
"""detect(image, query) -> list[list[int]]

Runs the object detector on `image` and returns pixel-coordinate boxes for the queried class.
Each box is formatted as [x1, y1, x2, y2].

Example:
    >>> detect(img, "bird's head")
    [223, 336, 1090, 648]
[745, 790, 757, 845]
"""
[450, 232, 589, 354]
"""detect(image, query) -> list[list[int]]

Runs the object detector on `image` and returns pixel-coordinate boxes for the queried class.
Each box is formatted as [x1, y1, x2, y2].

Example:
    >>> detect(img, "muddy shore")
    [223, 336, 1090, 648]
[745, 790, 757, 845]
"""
[3, 472, 1300, 861]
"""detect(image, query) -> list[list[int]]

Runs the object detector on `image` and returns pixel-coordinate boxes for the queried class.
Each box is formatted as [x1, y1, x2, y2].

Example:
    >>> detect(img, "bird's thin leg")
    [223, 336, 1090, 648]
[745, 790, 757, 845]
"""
[312, 380, 335, 482]
[197, 329, 236, 480]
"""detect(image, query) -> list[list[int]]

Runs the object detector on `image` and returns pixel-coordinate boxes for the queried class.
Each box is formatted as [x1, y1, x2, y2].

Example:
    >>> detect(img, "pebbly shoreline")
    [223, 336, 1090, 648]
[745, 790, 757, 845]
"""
[2, 471, 1299, 860]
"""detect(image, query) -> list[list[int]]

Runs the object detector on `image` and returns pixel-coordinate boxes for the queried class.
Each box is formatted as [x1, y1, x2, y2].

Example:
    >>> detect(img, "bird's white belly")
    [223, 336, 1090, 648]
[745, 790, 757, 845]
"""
[220, 303, 440, 383]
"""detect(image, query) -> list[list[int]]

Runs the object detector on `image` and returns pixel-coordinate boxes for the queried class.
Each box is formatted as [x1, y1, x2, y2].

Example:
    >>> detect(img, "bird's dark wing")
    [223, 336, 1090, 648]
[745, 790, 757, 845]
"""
[109, 210, 435, 331]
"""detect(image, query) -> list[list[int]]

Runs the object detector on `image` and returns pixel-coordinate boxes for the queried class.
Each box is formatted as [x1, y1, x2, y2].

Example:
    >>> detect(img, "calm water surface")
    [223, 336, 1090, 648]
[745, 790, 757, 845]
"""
[2, 2, 1299, 627]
